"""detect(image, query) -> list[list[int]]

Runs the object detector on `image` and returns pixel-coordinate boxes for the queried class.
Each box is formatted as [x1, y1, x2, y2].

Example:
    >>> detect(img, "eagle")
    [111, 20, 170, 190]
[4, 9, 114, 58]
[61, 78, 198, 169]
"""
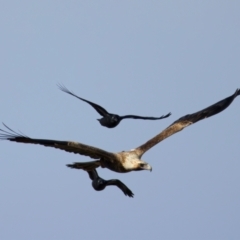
[67, 166, 134, 197]
[0, 89, 239, 173]
[57, 84, 171, 128]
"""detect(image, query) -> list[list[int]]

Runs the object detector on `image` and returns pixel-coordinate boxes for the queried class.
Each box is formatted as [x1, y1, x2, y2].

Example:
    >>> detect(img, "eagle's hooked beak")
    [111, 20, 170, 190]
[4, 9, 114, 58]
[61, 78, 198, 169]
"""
[141, 163, 152, 172]
[146, 164, 152, 172]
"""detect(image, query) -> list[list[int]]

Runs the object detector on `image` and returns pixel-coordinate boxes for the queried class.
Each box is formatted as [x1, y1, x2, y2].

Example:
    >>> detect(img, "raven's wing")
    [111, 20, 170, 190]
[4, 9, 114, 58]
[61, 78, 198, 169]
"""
[120, 112, 171, 120]
[66, 161, 101, 171]
[57, 84, 109, 117]
[106, 179, 134, 197]
[86, 169, 98, 180]
[66, 164, 98, 181]
[135, 89, 240, 157]
[0, 124, 114, 160]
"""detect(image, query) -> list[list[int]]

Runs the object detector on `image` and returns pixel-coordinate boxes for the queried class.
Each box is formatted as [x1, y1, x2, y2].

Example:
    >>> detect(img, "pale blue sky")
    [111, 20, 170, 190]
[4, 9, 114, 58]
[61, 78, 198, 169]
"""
[0, 1, 240, 239]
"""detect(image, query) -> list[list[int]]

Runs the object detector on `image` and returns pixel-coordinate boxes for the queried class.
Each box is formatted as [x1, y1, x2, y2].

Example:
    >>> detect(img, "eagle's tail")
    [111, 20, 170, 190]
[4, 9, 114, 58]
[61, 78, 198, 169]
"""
[66, 161, 101, 171]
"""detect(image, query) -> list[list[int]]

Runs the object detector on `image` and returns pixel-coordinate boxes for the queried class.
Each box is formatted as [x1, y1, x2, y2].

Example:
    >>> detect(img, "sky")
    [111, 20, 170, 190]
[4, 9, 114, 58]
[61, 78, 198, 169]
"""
[0, 1, 240, 239]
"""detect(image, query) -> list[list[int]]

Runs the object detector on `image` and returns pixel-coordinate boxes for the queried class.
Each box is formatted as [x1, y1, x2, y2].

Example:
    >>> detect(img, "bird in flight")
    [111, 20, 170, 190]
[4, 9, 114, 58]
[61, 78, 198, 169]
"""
[57, 84, 171, 128]
[67, 165, 134, 197]
[0, 89, 239, 174]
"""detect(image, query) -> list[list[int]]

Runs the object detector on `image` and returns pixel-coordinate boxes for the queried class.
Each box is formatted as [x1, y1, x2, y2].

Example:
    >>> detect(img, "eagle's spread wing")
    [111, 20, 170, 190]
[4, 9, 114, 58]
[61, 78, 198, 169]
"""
[106, 179, 134, 197]
[0, 124, 114, 160]
[136, 89, 240, 157]
[57, 84, 109, 117]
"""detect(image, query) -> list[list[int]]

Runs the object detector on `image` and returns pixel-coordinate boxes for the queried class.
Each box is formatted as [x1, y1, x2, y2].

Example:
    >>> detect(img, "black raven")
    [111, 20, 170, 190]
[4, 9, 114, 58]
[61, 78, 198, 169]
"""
[67, 166, 134, 197]
[57, 84, 171, 128]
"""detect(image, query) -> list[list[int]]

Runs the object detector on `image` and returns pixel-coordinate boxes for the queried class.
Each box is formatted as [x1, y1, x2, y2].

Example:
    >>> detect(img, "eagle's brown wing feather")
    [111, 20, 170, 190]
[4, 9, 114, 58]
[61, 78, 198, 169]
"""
[0, 124, 114, 160]
[136, 89, 240, 157]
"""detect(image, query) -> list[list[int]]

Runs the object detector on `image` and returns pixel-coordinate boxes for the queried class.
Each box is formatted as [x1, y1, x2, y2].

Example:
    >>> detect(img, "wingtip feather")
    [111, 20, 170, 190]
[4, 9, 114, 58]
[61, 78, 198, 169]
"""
[235, 88, 240, 96]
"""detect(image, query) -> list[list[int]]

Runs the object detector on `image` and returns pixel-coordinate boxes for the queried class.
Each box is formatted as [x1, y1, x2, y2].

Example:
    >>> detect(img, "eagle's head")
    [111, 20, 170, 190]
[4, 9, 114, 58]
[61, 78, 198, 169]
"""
[122, 158, 152, 172]
[118, 151, 152, 172]
[135, 161, 152, 172]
